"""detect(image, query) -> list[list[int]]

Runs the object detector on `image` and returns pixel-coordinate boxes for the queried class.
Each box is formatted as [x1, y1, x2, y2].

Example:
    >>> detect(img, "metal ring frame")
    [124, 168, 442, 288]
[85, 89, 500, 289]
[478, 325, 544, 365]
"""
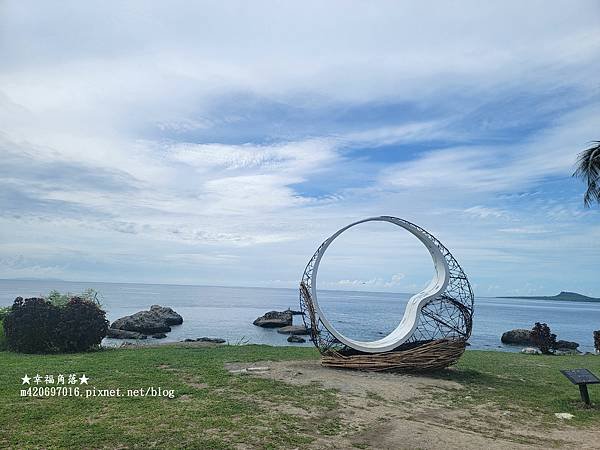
[299, 216, 474, 355]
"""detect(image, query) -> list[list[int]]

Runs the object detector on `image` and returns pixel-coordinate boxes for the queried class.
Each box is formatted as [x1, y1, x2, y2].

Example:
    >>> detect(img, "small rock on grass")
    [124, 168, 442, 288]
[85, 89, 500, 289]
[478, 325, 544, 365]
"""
[555, 412, 574, 420]
[521, 347, 541, 354]
[228, 366, 270, 374]
[246, 367, 270, 372]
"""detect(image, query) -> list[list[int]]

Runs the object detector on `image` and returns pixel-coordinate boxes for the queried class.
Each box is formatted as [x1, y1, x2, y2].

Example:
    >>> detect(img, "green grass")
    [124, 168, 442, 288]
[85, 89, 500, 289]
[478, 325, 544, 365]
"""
[0, 345, 599, 449]
[440, 350, 600, 425]
[0, 345, 326, 449]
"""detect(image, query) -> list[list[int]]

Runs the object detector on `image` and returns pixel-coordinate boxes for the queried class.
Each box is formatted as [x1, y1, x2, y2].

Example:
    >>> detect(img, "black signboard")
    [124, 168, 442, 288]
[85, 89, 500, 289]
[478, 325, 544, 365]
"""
[560, 368, 599, 405]
[560, 369, 600, 385]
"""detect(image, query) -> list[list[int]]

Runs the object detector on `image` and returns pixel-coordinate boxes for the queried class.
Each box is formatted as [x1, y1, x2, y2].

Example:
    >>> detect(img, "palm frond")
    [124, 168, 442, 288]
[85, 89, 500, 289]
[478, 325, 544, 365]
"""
[573, 141, 600, 207]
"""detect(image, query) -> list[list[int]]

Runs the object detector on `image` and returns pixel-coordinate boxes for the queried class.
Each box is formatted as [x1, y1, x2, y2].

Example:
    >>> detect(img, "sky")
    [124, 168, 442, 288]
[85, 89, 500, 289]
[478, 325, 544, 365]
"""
[1, 1, 599, 296]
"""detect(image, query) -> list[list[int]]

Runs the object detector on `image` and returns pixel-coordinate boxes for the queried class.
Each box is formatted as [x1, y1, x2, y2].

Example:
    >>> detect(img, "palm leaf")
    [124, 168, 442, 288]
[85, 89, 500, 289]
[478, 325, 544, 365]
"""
[573, 141, 600, 207]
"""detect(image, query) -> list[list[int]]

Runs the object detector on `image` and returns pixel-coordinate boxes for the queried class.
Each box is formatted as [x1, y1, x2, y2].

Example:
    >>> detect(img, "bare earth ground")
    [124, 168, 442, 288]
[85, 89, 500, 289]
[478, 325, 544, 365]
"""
[225, 360, 600, 450]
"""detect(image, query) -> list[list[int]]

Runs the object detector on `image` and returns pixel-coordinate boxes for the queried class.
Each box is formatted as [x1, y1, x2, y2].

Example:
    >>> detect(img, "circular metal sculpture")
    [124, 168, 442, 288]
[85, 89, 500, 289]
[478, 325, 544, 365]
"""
[299, 216, 474, 371]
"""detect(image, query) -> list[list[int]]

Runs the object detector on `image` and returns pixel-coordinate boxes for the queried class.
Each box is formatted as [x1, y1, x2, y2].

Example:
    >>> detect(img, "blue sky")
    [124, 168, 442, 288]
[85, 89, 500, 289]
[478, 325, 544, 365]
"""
[1, 1, 599, 296]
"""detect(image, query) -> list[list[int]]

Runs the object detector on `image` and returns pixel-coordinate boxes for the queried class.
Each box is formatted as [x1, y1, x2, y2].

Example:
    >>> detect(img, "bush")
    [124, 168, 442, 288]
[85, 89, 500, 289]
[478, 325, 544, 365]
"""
[55, 297, 108, 352]
[0, 306, 12, 350]
[3, 297, 61, 353]
[530, 322, 556, 355]
[0, 306, 11, 321]
[47, 288, 102, 307]
[3, 292, 109, 354]
[594, 330, 600, 353]
[46, 290, 70, 307]
[0, 320, 6, 351]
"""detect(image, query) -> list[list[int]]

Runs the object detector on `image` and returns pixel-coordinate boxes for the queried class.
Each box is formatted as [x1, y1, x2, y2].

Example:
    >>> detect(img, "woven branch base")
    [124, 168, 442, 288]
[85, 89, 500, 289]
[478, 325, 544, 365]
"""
[320, 339, 467, 372]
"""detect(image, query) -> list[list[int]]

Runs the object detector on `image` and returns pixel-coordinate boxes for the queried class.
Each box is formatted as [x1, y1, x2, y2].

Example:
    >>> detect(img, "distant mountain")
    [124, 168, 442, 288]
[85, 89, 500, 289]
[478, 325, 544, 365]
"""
[499, 291, 600, 302]
[2, 277, 66, 282]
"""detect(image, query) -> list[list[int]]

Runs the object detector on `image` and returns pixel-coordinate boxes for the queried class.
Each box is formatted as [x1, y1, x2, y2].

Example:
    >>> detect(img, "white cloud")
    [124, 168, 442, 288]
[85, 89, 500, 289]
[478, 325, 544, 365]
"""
[498, 227, 550, 235]
[379, 103, 600, 194]
[0, 1, 599, 294]
[328, 273, 407, 290]
[464, 206, 510, 220]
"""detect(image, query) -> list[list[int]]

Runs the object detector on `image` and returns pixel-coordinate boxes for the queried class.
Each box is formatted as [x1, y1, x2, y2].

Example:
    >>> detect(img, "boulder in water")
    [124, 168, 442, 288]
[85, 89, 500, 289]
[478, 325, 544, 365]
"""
[502, 329, 580, 352]
[555, 339, 579, 350]
[277, 325, 310, 335]
[149, 305, 183, 325]
[501, 329, 533, 345]
[195, 337, 226, 344]
[181, 337, 226, 344]
[110, 305, 183, 334]
[253, 310, 292, 328]
[106, 328, 147, 339]
[287, 335, 306, 343]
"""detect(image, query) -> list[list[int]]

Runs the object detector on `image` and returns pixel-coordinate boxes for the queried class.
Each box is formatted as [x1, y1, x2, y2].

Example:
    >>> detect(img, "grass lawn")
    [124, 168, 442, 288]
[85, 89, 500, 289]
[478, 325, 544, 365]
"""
[1, 345, 599, 449]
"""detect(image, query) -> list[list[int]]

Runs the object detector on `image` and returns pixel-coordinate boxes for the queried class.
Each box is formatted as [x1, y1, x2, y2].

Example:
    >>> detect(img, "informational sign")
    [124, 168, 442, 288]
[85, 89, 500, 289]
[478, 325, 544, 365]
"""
[560, 369, 600, 385]
[560, 368, 600, 405]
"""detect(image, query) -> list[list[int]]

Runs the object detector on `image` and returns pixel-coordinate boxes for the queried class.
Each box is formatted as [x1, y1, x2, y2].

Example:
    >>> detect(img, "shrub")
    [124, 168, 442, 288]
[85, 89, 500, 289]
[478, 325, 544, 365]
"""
[0, 320, 6, 351]
[47, 288, 102, 307]
[594, 330, 600, 353]
[55, 297, 108, 352]
[3, 297, 61, 353]
[3, 292, 109, 354]
[0, 306, 11, 321]
[46, 290, 70, 307]
[530, 322, 556, 355]
[0, 306, 11, 351]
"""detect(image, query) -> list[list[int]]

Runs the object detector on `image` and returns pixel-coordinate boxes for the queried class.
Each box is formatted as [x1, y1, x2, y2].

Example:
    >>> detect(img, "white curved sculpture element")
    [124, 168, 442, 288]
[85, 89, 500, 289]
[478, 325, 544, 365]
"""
[310, 216, 450, 353]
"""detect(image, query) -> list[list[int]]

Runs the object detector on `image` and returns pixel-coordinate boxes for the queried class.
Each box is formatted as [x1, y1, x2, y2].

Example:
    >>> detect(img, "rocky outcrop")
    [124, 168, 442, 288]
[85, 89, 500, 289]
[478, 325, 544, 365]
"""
[555, 340, 579, 350]
[287, 335, 306, 343]
[106, 328, 147, 339]
[110, 305, 183, 334]
[152, 333, 167, 339]
[501, 329, 533, 345]
[253, 310, 292, 328]
[277, 325, 310, 335]
[502, 329, 580, 351]
[149, 305, 183, 325]
[111, 313, 171, 334]
[183, 337, 226, 344]
[555, 349, 581, 356]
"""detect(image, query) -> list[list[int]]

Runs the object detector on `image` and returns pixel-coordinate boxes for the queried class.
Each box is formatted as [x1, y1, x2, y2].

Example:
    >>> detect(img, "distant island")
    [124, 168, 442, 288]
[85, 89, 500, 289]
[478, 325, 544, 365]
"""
[499, 291, 600, 303]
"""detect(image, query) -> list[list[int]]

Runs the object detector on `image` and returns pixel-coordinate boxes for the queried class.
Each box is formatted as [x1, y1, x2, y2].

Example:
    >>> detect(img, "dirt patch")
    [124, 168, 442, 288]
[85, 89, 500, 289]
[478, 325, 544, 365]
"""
[178, 394, 193, 402]
[227, 360, 600, 449]
[157, 363, 208, 390]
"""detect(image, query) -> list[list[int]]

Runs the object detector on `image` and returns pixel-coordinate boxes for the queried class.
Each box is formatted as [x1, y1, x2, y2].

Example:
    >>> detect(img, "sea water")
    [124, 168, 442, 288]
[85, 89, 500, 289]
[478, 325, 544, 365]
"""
[0, 279, 597, 352]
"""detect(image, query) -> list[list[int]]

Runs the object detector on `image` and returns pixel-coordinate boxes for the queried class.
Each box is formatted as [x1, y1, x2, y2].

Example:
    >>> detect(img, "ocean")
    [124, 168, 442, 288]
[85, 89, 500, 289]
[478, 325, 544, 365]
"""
[0, 279, 598, 352]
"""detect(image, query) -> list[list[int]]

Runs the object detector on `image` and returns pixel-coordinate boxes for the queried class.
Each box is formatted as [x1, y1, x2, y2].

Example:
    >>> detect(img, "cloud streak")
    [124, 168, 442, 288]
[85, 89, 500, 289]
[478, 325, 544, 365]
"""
[0, 1, 599, 295]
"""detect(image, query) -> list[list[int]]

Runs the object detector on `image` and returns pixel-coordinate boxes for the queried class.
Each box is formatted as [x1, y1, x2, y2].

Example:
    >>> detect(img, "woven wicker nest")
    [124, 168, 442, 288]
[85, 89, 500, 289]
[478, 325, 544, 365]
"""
[321, 339, 467, 372]
[299, 216, 474, 372]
